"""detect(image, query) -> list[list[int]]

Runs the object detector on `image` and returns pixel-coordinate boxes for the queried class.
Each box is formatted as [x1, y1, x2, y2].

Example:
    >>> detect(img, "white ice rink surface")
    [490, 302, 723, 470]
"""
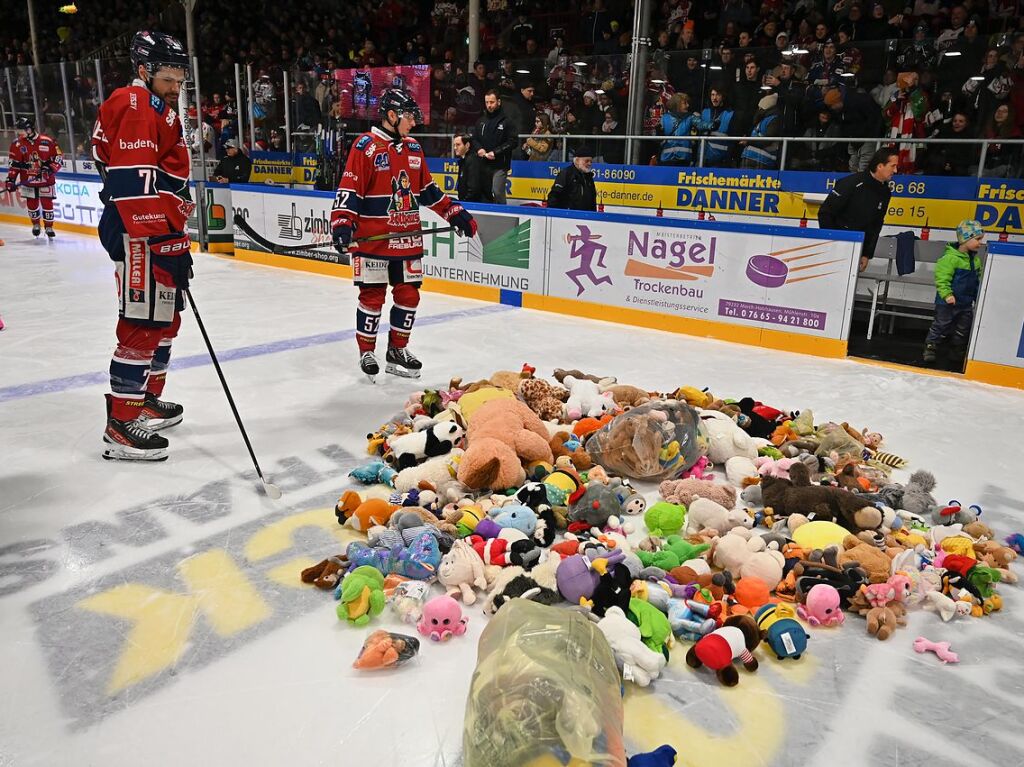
[2, 221, 1024, 767]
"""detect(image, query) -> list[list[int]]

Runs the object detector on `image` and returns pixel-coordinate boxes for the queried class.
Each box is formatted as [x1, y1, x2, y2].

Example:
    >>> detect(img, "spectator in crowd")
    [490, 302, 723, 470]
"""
[732, 58, 764, 135]
[791, 107, 843, 170]
[660, 93, 698, 165]
[710, 46, 741, 92]
[768, 60, 809, 136]
[503, 80, 537, 157]
[598, 106, 625, 164]
[269, 128, 287, 152]
[826, 84, 882, 171]
[524, 113, 555, 161]
[547, 144, 597, 211]
[964, 48, 1012, 125]
[472, 89, 516, 204]
[212, 139, 252, 184]
[978, 103, 1021, 177]
[452, 132, 490, 202]
[924, 111, 976, 176]
[696, 87, 736, 167]
[740, 92, 782, 169]
[576, 90, 605, 135]
[871, 69, 899, 109]
[897, 23, 937, 72]
[923, 218, 985, 363]
[544, 94, 571, 135]
[817, 147, 897, 270]
[885, 71, 930, 172]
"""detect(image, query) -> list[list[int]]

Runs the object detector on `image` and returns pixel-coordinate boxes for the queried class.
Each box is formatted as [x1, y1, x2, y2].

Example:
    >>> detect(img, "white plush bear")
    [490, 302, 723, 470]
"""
[725, 456, 759, 487]
[698, 409, 758, 464]
[685, 497, 753, 535]
[712, 527, 766, 572]
[563, 375, 617, 421]
[595, 606, 668, 687]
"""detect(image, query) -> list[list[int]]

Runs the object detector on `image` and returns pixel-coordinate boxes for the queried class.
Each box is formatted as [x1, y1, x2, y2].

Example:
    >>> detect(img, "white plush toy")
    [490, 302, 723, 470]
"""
[395, 449, 464, 493]
[595, 606, 668, 687]
[725, 456, 759, 487]
[698, 409, 758, 464]
[685, 497, 753, 535]
[563, 375, 617, 420]
[389, 421, 465, 471]
[712, 527, 766, 571]
[437, 539, 491, 604]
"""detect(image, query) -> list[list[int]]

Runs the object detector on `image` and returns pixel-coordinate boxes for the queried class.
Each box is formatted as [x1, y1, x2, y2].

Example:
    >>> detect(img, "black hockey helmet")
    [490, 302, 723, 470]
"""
[379, 88, 423, 124]
[15, 116, 34, 131]
[130, 31, 190, 78]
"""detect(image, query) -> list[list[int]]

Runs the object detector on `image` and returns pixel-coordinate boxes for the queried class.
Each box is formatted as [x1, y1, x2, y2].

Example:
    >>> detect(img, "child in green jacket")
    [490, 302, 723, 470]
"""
[923, 219, 985, 363]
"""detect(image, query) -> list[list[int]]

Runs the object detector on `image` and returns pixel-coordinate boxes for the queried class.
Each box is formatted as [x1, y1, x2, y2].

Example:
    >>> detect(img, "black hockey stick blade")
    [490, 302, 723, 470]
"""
[233, 213, 456, 254]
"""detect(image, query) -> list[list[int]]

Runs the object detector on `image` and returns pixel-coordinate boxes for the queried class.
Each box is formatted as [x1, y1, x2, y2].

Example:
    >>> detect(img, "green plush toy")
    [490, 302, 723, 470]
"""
[758, 445, 783, 459]
[629, 597, 673, 657]
[644, 501, 686, 537]
[636, 535, 710, 570]
[337, 565, 386, 626]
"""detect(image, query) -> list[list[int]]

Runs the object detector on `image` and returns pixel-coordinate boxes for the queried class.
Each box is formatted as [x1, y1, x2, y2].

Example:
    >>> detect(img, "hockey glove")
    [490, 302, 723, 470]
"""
[148, 232, 194, 289]
[445, 204, 477, 238]
[333, 223, 354, 254]
[4, 178, 15, 193]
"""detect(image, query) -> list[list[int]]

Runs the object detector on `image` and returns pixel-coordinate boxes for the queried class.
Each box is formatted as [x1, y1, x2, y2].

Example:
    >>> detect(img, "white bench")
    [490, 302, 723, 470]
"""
[856, 238, 987, 340]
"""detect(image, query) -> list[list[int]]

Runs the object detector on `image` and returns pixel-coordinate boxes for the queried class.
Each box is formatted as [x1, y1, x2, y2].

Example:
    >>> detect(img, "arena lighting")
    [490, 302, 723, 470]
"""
[594, 89, 605, 94]
[969, 75, 985, 80]
[791, 47, 809, 54]
[943, 50, 962, 56]
[709, 65, 722, 70]
[650, 79, 666, 84]
[516, 68, 530, 73]
[573, 61, 588, 66]
[841, 72, 855, 77]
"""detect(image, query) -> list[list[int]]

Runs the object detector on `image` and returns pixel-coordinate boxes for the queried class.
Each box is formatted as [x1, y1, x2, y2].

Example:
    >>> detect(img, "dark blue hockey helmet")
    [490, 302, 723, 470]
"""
[379, 88, 423, 124]
[15, 116, 34, 131]
[130, 31, 190, 78]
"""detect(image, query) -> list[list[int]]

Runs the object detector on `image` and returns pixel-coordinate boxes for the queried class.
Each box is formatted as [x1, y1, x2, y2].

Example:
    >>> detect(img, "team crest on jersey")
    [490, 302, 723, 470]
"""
[387, 170, 419, 226]
[408, 155, 421, 169]
[373, 153, 390, 170]
[355, 135, 371, 151]
[150, 94, 166, 115]
[407, 141, 422, 153]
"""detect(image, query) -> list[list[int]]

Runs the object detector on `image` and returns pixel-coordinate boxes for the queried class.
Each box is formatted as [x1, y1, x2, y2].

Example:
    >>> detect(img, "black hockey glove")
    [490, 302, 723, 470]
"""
[333, 223, 353, 254]
[445, 204, 477, 237]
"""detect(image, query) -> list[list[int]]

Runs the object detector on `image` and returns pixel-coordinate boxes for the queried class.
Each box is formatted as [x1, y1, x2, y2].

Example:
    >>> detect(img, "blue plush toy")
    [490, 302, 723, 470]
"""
[754, 603, 809, 660]
[474, 503, 538, 539]
[628, 745, 677, 766]
[349, 460, 398, 487]
[345, 531, 441, 581]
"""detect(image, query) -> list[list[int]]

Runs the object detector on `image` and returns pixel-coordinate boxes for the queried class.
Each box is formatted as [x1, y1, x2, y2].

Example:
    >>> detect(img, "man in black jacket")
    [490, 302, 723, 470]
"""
[453, 133, 490, 202]
[547, 145, 597, 211]
[212, 139, 252, 184]
[817, 147, 896, 271]
[472, 90, 518, 204]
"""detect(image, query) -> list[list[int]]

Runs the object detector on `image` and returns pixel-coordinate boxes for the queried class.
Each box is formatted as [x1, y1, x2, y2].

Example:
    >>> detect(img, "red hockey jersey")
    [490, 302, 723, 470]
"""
[91, 79, 193, 239]
[331, 126, 458, 259]
[6, 133, 63, 188]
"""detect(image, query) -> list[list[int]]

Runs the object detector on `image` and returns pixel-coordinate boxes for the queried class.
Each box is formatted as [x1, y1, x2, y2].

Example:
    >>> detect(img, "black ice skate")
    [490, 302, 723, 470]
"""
[385, 346, 422, 379]
[32, 222, 41, 237]
[103, 417, 169, 462]
[139, 392, 184, 430]
[360, 351, 380, 383]
[45, 226, 55, 238]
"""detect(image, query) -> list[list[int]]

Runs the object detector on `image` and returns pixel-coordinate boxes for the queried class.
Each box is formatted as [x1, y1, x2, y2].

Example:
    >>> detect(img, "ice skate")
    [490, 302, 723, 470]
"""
[102, 394, 169, 461]
[138, 392, 184, 430]
[385, 346, 422, 379]
[360, 351, 380, 383]
[32, 222, 41, 237]
[45, 226, 55, 239]
[922, 343, 938, 363]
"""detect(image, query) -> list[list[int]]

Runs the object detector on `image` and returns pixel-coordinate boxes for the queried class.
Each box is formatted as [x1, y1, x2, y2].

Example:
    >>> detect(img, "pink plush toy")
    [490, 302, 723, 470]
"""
[416, 595, 468, 641]
[861, 573, 913, 609]
[913, 636, 959, 664]
[681, 455, 713, 480]
[754, 455, 797, 479]
[797, 584, 845, 627]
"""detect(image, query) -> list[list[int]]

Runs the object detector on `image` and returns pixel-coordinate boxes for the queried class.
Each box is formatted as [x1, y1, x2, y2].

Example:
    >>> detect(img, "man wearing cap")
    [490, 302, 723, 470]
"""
[212, 139, 252, 184]
[547, 145, 597, 211]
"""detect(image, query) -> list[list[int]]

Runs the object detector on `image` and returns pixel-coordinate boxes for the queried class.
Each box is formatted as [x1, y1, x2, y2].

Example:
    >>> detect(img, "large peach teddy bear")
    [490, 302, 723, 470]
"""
[456, 398, 554, 490]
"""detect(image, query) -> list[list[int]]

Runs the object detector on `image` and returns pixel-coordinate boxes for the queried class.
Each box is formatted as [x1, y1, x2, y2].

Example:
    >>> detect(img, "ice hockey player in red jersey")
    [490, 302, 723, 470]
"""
[331, 88, 477, 382]
[5, 116, 63, 238]
[91, 30, 194, 461]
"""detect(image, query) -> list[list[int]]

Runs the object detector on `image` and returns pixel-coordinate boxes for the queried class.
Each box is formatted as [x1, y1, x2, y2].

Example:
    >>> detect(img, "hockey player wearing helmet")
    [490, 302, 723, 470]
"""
[5, 115, 64, 238]
[331, 88, 477, 382]
[90, 31, 194, 461]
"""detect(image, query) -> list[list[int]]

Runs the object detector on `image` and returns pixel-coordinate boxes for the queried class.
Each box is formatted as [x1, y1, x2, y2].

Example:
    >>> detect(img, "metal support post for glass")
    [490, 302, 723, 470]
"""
[59, 60, 77, 170]
[191, 56, 209, 251]
[246, 64, 256, 150]
[698, 136, 705, 168]
[28, 65, 42, 133]
[234, 63, 245, 150]
[94, 59, 105, 101]
[5, 69, 16, 126]
[283, 69, 292, 155]
[778, 139, 787, 172]
[976, 140, 988, 180]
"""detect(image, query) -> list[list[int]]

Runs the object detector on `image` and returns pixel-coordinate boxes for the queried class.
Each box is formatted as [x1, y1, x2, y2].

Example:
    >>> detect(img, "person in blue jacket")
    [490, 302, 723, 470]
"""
[923, 219, 985, 363]
[696, 87, 736, 167]
[659, 93, 698, 166]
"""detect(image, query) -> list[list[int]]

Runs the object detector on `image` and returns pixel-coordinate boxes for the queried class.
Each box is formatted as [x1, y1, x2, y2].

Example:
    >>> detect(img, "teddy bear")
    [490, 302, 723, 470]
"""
[548, 431, 592, 471]
[685, 614, 760, 686]
[394, 449, 465, 494]
[563, 375, 617, 420]
[659, 477, 738, 509]
[457, 398, 554, 490]
[584, 412, 666, 480]
[836, 535, 894, 584]
[600, 383, 652, 409]
[760, 462, 882, 533]
[698, 409, 758, 464]
[594, 606, 668, 687]
[553, 368, 615, 387]
[518, 377, 570, 422]
[973, 540, 1019, 583]
[684, 497, 753, 536]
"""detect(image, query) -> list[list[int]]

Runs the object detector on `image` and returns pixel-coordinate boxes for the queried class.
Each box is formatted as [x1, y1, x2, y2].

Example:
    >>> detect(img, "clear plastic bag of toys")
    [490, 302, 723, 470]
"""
[584, 400, 702, 481]
[352, 630, 420, 671]
[387, 578, 430, 624]
[462, 601, 626, 767]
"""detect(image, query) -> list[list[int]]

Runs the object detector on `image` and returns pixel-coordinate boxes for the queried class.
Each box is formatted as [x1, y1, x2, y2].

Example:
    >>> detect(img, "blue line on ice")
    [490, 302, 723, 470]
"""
[0, 303, 514, 403]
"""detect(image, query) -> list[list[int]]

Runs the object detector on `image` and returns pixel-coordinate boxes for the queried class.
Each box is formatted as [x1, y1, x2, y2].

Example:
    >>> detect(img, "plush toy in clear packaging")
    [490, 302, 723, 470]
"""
[462, 601, 626, 767]
[388, 579, 430, 624]
[352, 630, 420, 670]
[585, 400, 703, 481]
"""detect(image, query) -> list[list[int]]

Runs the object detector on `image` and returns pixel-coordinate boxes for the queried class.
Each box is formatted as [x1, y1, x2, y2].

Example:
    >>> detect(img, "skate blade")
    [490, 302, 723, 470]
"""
[139, 414, 183, 431]
[385, 363, 421, 379]
[102, 436, 169, 462]
[364, 373, 377, 384]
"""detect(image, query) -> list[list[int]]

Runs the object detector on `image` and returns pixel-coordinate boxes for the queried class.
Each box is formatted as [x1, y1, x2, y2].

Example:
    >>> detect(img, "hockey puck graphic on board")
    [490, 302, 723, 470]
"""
[746, 254, 789, 288]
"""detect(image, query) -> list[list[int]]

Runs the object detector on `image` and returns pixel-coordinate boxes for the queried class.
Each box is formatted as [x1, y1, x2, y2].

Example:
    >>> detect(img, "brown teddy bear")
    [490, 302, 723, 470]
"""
[601, 383, 651, 409]
[760, 462, 882, 533]
[549, 431, 592, 471]
[456, 398, 554, 490]
[973, 540, 1019, 583]
[518, 377, 569, 422]
[837, 535, 893, 584]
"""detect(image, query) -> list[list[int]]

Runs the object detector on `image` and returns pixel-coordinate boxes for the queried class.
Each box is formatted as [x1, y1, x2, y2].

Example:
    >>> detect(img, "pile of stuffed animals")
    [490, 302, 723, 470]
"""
[303, 364, 1021, 698]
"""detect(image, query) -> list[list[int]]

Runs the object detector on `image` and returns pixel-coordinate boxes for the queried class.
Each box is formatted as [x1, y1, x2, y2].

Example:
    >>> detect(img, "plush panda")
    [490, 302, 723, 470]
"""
[390, 421, 465, 471]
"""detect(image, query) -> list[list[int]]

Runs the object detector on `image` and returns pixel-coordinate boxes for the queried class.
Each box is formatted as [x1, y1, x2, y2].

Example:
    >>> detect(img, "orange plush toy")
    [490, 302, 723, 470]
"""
[352, 630, 420, 670]
[457, 398, 554, 490]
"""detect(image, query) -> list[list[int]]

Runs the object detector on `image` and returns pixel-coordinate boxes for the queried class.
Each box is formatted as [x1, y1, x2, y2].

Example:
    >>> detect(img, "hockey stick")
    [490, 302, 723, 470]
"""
[184, 288, 282, 499]
[233, 213, 456, 254]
